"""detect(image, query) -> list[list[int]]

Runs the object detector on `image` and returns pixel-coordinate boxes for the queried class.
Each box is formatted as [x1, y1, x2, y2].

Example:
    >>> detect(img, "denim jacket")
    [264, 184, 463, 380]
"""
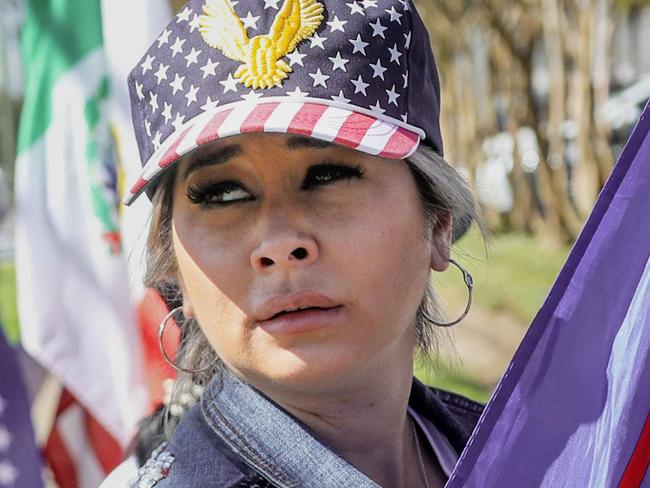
[132, 370, 483, 487]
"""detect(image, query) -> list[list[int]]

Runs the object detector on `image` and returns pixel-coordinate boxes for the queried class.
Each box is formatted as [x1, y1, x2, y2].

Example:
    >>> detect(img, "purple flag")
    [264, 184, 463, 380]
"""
[0, 332, 43, 488]
[448, 103, 650, 487]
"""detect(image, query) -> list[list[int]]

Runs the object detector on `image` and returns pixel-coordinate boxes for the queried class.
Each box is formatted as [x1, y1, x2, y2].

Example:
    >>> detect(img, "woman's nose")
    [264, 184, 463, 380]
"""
[250, 233, 319, 273]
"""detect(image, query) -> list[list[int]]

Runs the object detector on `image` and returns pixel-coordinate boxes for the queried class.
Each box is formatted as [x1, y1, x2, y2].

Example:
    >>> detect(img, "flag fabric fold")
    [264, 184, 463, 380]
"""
[15, 0, 148, 449]
[0, 331, 43, 488]
[448, 103, 650, 487]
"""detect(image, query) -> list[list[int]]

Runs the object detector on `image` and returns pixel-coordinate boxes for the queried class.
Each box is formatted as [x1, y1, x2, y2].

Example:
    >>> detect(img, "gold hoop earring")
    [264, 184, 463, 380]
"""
[424, 259, 474, 327]
[158, 306, 217, 374]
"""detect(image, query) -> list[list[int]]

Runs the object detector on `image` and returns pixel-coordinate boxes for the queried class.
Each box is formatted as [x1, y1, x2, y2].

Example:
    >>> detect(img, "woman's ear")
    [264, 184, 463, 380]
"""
[430, 211, 452, 272]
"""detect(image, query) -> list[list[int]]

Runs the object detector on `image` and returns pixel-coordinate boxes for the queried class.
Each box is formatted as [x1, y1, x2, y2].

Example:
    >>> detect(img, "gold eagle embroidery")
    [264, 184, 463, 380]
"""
[199, 0, 325, 89]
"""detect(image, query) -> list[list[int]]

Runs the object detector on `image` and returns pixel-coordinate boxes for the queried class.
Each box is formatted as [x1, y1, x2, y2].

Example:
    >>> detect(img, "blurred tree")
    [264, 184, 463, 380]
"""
[413, 0, 635, 245]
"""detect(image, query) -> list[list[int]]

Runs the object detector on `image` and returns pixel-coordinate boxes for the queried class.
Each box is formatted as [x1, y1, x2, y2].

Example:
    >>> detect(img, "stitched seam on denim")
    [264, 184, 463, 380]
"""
[202, 386, 295, 488]
[437, 391, 485, 414]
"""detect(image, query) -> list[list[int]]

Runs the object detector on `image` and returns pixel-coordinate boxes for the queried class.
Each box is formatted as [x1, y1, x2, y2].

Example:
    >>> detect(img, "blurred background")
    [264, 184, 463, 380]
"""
[0, 0, 648, 485]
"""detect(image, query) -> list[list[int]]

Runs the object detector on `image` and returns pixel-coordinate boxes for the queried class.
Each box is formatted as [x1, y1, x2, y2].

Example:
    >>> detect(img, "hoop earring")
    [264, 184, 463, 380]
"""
[424, 259, 474, 327]
[158, 307, 217, 374]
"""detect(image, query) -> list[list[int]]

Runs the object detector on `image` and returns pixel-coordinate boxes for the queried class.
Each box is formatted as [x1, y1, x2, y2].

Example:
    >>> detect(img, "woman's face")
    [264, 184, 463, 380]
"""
[171, 133, 450, 393]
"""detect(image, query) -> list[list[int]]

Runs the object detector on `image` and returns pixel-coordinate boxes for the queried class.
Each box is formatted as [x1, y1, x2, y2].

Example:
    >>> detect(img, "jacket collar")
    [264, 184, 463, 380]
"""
[201, 369, 381, 488]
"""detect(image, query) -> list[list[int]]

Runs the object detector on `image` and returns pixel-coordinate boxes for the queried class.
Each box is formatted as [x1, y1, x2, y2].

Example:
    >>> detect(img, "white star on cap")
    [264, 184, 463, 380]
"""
[264, 0, 281, 8]
[329, 51, 349, 72]
[309, 68, 330, 88]
[145, 119, 152, 137]
[309, 33, 327, 50]
[176, 6, 191, 22]
[172, 113, 186, 131]
[154, 63, 169, 84]
[242, 11, 260, 29]
[135, 81, 145, 101]
[140, 54, 154, 75]
[287, 86, 309, 98]
[404, 31, 412, 49]
[162, 102, 173, 124]
[331, 90, 351, 104]
[362, 0, 378, 8]
[386, 85, 400, 105]
[189, 14, 200, 32]
[241, 90, 263, 101]
[201, 96, 220, 112]
[220, 73, 239, 93]
[170, 37, 186, 57]
[388, 44, 403, 64]
[0, 461, 18, 486]
[170, 73, 185, 95]
[369, 59, 387, 80]
[401, 113, 408, 123]
[349, 34, 369, 55]
[369, 100, 386, 115]
[0, 425, 12, 452]
[402, 71, 409, 88]
[149, 92, 159, 112]
[200, 58, 219, 78]
[157, 29, 171, 47]
[399, 0, 410, 11]
[347, 1, 365, 15]
[385, 6, 403, 24]
[186, 85, 200, 106]
[327, 15, 347, 33]
[370, 19, 387, 39]
[152, 131, 163, 150]
[286, 50, 306, 67]
[185, 47, 202, 68]
[351, 75, 370, 96]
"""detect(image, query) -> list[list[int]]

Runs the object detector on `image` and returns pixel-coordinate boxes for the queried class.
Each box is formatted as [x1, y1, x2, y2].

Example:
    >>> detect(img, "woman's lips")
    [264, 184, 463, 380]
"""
[257, 305, 344, 335]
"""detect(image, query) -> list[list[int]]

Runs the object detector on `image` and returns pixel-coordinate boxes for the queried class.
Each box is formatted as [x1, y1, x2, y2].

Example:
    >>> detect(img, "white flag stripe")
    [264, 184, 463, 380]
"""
[217, 102, 259, 138]
[356, 119, 398, 155]
[175, 113, 212, 156]
[311, 106, 353, 142]
[264, 101, 305, 132]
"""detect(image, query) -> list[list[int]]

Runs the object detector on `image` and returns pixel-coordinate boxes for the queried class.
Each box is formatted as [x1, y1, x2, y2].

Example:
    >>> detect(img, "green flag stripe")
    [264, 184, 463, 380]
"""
[18, 0, 104, 152]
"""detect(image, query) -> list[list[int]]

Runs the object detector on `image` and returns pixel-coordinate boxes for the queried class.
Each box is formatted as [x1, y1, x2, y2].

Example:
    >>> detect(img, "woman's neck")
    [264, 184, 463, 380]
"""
[247, 353, 436, 487]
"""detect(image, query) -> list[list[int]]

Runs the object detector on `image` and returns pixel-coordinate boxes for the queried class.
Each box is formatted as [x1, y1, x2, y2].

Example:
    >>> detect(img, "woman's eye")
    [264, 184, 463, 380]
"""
[187, 181, 252, 207]
[302, 163, 365, 190]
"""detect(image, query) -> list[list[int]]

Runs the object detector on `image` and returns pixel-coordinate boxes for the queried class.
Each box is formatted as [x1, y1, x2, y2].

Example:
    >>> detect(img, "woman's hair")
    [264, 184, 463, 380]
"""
[133, 143, 480, 464]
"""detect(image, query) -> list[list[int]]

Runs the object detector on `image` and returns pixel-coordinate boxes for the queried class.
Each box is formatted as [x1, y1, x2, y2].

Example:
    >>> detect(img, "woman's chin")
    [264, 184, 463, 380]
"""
[238, 346, 363, 394]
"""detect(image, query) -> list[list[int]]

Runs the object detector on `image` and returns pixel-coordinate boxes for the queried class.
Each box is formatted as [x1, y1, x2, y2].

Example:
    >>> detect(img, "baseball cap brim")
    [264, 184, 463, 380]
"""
[124, 97, 424, 206]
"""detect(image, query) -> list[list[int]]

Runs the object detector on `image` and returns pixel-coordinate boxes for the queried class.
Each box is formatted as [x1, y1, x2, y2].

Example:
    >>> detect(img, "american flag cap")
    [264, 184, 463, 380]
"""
[125, 0, 443, 205]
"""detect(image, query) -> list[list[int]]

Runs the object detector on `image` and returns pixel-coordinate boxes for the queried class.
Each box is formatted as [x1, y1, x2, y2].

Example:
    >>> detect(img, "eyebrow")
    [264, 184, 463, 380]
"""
[285, 136, 332, 150]
[182, 144, 243, 180]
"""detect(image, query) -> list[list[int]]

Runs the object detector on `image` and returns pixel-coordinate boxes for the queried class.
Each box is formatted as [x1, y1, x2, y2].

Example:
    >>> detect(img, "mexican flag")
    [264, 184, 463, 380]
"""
[15, 0, 148, 453]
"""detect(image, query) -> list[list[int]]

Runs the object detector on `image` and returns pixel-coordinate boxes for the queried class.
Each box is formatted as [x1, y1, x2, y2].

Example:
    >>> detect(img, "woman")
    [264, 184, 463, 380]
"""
[107, 0, 484, 486]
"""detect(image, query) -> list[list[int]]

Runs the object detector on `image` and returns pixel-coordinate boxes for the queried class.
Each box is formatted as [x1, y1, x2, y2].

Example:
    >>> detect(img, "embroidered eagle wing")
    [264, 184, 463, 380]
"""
[269, 0, 324, 59]
[199, 0, 249, 62]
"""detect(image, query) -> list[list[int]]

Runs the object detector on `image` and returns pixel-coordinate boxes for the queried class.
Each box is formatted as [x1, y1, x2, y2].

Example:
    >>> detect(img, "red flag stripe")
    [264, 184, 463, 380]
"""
[618, 411, 650, 488]
[197, 108, 234, 146]
[333, 112, 376, 149]
[288, 103, 330, 137]
[241, 102, 281, 133]
[378, 126, 420, 158]
[45, 425, 79, 488]
[159, 127, 192, 169]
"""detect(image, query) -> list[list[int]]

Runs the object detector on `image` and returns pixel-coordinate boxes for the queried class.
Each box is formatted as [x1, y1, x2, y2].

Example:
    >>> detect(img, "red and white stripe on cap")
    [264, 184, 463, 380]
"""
[124, 98, 424, 205]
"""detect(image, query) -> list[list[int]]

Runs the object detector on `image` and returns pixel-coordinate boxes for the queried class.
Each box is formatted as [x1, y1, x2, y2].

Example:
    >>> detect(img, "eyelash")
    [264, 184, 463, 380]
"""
[186, 163, 365, 208]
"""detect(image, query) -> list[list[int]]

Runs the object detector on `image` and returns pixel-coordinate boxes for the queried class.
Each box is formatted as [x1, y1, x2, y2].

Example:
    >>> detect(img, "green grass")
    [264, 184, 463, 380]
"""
[0, 262, 19, 344]
[415, 358, 492, 403]
[438, 230, 570, 326]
